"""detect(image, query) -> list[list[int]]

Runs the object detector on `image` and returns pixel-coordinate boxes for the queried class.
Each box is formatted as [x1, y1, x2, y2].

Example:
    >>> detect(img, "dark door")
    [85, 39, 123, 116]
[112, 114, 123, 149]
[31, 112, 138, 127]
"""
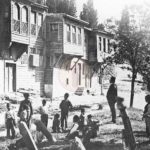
[78, 63, 81, 85]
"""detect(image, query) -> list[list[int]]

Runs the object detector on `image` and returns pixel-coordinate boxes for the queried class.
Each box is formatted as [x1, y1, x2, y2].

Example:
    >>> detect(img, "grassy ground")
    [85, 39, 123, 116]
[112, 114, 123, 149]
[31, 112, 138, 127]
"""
[1, 103, 148, 150]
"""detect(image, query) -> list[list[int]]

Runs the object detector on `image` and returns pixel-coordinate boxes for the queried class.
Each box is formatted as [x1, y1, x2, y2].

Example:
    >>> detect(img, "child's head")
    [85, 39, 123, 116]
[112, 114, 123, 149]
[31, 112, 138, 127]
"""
[145, 95, 150, 103]
[73, 115, 79, 123]
[42, 99, 46, 106]
[81, 108, 85, 114]
[6, 103, 10, 110]
[110, 76, 116, 83]
[64, 93, 69, 100]
[87, 114, 92, 120]
[23, 93, 29, 100]
[54, 113, 60, 119]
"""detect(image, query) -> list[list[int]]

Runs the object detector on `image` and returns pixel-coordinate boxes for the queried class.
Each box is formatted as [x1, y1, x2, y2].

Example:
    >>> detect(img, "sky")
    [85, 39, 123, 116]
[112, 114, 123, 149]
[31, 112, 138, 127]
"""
[76, 0, 150, 23]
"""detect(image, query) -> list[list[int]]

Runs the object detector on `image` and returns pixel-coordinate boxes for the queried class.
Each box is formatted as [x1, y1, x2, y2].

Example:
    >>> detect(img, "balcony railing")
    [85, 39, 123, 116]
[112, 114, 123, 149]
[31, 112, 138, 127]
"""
[31, 24, 36, 36]
[13, 19, 20, 33]
[21, 22, 28, 35]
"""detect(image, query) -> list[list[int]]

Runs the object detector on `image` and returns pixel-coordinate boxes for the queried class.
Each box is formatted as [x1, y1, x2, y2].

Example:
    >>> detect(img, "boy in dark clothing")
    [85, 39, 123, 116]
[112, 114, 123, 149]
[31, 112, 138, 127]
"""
[5, 103, 16, 139]
[52, 113, 60, 133]
[79, 108, 85, 131]
[18, 93, 33, 128]
[60, 93, 72, 131]
[107, 76, 118, 123]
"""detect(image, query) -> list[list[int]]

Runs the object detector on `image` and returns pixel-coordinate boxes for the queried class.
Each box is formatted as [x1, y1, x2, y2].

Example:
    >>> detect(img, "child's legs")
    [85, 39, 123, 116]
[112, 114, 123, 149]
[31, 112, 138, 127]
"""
[61, 114, 65, 129]
[10, 125, 15, 138]
[6, 120, 11, 137]
[64, 115, 68, 129]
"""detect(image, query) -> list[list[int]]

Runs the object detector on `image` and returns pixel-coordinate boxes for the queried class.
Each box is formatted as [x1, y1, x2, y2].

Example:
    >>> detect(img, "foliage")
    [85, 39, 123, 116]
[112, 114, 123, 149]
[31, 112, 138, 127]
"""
[80, 0, 98, 28]
[114, 5, 150, 107]
[46, 0, 77, 17]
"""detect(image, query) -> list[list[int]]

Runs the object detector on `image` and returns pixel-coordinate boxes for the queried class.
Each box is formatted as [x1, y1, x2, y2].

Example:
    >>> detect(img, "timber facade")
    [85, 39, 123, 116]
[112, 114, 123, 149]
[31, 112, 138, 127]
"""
[0, 0, 113, 98]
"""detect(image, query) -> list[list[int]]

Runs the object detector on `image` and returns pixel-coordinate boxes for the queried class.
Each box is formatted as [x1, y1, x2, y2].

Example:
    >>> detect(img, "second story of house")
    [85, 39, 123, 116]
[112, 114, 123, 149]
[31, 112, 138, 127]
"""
[86, 28, 113, 63]
[46, 13, 89, 57]
[0, 0, 47, 46]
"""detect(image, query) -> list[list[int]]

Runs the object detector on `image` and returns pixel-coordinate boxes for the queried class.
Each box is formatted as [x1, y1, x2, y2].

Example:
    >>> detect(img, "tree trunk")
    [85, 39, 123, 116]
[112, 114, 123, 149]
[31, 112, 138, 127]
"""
[130, 70, 136, 107]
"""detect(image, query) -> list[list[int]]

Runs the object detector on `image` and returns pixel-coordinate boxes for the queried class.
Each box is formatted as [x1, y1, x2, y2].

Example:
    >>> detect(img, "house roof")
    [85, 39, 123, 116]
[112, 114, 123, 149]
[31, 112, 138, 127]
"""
[13, 0, 47, 9]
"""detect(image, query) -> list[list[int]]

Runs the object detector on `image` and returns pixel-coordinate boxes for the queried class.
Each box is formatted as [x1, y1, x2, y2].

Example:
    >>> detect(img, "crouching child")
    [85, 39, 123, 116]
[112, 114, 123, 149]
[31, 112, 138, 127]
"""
[66, 115, 79, 139]
[52, 113, 60, 133]
[83, 114, 99, 144]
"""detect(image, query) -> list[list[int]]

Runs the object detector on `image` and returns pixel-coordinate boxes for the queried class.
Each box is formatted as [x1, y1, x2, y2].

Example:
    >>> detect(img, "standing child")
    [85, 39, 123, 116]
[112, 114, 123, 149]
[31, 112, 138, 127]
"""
[143, 95, 150, 138]
[79, 108, 85, 131]
[52, 113, 60, 133]
[5, 103, 16, 139]
[39, 99, 49, 128]
[60, 93, 72, 131]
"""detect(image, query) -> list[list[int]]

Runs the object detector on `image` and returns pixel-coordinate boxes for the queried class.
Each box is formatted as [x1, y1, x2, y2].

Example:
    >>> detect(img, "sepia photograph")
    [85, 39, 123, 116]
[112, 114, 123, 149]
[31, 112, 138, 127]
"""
[0, 0, 150, 149]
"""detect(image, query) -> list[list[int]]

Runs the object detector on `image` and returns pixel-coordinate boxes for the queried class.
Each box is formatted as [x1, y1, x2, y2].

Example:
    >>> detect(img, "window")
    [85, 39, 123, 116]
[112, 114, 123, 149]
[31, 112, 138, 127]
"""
[78, 28, 82, 45]
[99, 37, 102, 51]
[31, 11, 36, 24]
[46, 55, 53, 67]
[38, 13, 43, 26]
[30, 48, 36, 54]
[67, 24, 71, 42]
[82, 64, 85, 75]
[22, 6, 28, 23]
[50, 24, 58, 32]
[103, 38, 106, 52]
[13, 3, 20, 20]
[108, 39, 110, 53]
[72, 26, 76, 44]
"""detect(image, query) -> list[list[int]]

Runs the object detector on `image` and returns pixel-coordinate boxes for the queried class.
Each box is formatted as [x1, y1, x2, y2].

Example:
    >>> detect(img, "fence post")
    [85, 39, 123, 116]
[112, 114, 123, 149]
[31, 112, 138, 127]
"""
[117, 97, 136, 150]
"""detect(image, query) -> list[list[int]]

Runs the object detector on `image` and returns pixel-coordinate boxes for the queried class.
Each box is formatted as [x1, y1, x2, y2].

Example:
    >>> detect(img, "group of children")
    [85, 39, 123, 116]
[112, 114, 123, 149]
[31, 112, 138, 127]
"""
[5, 91, 150, 142]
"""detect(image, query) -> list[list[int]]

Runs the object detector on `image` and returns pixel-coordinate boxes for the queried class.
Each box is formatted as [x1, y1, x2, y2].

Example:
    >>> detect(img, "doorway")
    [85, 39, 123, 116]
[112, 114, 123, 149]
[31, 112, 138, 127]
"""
[5, 63, 16, 92]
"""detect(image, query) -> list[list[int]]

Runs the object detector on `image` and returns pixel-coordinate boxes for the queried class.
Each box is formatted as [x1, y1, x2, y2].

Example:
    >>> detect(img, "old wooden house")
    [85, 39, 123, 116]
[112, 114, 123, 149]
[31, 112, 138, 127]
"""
[0, 0, 113, 98]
